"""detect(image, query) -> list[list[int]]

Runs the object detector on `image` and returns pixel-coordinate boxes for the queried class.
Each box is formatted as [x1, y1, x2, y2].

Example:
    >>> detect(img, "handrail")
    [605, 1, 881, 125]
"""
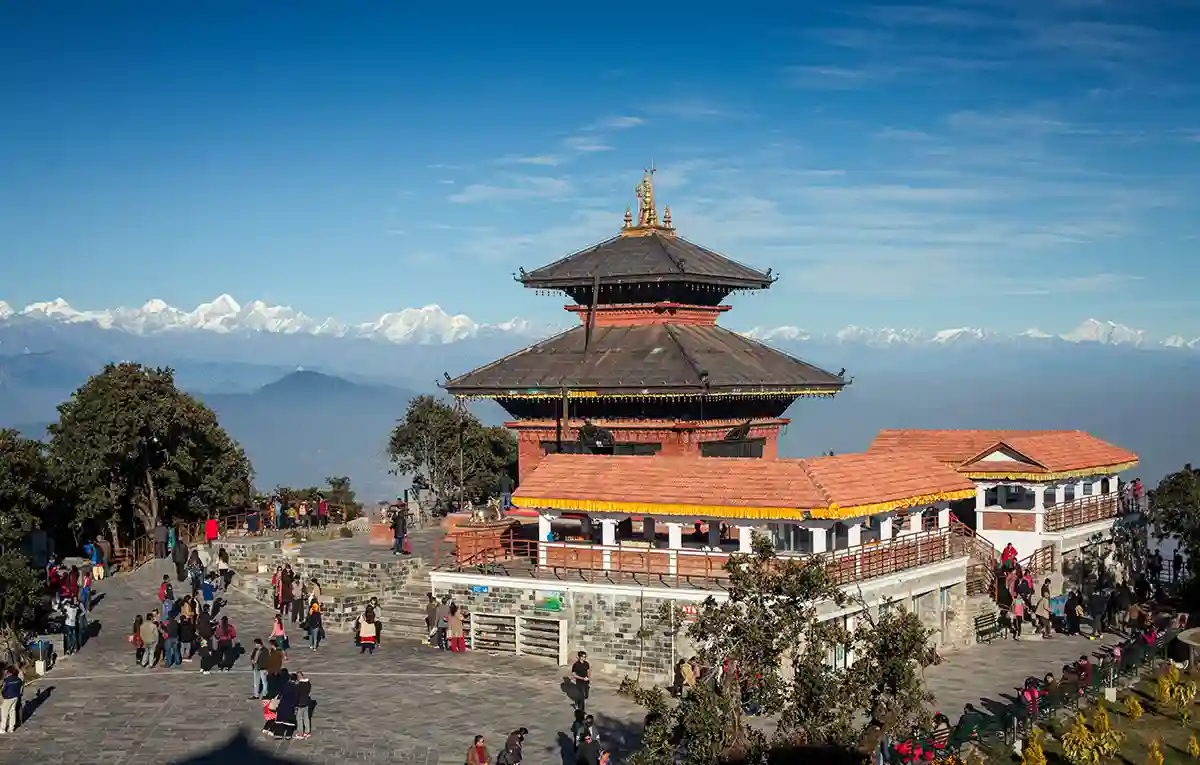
[436, 524, 965, 590]
[949, 515, 998, 597]
[1044, 493, 1123, 533]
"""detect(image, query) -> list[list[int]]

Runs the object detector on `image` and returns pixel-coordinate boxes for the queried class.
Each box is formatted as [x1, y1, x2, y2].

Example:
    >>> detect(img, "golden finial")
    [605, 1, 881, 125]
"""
[623, 206, 632, 229]
[621, 166, 674, 236]
[663, 205, 671, 228]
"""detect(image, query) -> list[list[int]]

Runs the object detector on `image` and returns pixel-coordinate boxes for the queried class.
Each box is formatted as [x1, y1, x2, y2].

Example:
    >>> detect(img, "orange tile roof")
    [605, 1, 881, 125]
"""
[867, 429, 1072, 465]
[513, 452, 974, 520]
[961, 432, 1138, 474]
[869, 429, 1138, 478]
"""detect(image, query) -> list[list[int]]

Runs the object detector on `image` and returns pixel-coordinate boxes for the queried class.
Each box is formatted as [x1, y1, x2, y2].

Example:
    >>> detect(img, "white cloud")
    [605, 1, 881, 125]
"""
[564, 135, 611, 153]
[495, 154, 561, 166]
[594, 115, 645, 129]
[447, 175, 572, 204]
[787, 65, 897, 89]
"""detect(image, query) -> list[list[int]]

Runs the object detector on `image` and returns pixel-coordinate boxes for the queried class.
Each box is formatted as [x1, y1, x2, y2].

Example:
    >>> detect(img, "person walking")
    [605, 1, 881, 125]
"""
[355, 608, 379, 654]
[424, 593, 438, 646]
[139, 612, 160, 667]
[465, 735, 489, 765]
[217, 547, 233, 591]
[447, 604, 466, 653]
[62, 598, 81, 656]
[390, 509, 408, 555]
[250, 639, 270, 699]
[131, 614, 146, 665]
[214, 615, 237, 671]
[158, 575, 174, 622]
[570, 651, 592, 712]
[306, 600, 323, 651]
[163, 614, 182, 668]
[294, 672, 313, 739]
[0, 666, 22, 734]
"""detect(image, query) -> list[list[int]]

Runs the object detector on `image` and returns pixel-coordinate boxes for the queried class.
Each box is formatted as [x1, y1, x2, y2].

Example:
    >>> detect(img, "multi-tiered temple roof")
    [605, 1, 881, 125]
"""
[446, 168, 845, 404]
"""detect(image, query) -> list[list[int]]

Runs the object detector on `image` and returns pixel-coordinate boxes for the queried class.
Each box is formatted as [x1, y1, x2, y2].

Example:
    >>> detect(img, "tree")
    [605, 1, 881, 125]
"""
[620, 536, 934, 763]
[0, 429, 54, 550]
[48, 363, 254, 544]
[387, 395, 516, 507]
[324, 475, 362, 520]
[1147, 464, 1200, 581]
[0, 430, 55, 638]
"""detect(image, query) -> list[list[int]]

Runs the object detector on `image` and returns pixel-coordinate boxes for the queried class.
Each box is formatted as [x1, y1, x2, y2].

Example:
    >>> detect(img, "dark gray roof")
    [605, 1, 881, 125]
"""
[519, 232, 773, 290]
[445, 323, 844, 396]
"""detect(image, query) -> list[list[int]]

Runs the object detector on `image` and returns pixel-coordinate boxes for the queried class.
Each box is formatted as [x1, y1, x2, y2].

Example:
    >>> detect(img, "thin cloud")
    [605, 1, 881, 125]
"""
[593, 115, 645, 129]
[564, 135, 611, 153]
[786, 65, 898, 89]
[447, 176, 572, 204]
[1004, 273, 1144, 296]
[643, 97, 731, 120]
[495, 154, 562, 166]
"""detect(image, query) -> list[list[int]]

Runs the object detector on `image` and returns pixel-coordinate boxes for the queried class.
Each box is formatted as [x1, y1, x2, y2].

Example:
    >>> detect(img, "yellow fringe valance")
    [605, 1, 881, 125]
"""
[819, 488, 977, 520]
[456, 388, 839, 401]
[516, 487, 977, 522]
[961, 460, 1139, 482]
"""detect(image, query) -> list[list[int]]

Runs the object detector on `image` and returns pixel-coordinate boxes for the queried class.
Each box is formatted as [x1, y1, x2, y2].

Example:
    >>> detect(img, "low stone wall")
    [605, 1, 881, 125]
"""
[431, 558, 974, 684]
[285, 554, 421, 594]
[215, 537, 283, 569]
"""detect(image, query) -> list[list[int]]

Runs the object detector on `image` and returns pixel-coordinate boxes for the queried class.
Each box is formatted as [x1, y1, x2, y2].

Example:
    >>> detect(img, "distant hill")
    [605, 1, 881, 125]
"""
[199, 371, 418, 502]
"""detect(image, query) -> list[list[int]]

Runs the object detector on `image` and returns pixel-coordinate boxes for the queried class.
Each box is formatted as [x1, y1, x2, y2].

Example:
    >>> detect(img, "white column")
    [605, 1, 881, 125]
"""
[975, 485, 987, 511]
[1110, 475, 1119, 495]
[1054, 484, 1067, 505]
[1075, 480, 1087, 498]
[1029, 485, 1045, 510]
[810, 526, 827, 554]
[902, 512, 921, 536]
[600, 518, 618, 571]
[937, 507, 951, 529]
[846, 522, 862, 548]
[738, 526, 755, 553]
[537, 513, 556, 566]
[1092, 479, 1104, 496]
[665, 522, 683, 576]
[878, 517, 894, 541]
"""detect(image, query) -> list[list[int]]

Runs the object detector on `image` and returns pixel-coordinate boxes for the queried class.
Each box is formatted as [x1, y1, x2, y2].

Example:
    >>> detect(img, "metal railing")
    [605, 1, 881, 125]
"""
[436, 523, 969, 590]
[1044, 493, 1123, 533]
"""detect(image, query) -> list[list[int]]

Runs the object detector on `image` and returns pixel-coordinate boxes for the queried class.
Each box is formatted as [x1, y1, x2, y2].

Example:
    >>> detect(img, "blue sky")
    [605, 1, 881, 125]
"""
[2, 1, 1199, 337]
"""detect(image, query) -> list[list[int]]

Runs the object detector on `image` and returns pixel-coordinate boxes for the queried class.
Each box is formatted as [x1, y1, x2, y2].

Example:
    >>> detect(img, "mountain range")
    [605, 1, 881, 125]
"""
[2, 295, 1197, 351]
[2, 295, 1197, 502]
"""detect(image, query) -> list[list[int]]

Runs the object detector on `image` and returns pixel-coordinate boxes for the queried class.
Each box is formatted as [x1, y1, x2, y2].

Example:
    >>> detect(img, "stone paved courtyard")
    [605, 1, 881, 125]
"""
[0, 554, 1119, 764]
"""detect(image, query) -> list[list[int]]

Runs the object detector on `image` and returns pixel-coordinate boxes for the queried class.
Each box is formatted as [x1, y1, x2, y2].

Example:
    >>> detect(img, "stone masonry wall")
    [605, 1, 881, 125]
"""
[434, 580, 692, 683]
[216, 538, 282, 569]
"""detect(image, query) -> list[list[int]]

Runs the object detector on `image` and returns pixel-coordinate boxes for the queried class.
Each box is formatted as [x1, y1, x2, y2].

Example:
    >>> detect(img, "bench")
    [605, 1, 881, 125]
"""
[975, 612, 1004, 643]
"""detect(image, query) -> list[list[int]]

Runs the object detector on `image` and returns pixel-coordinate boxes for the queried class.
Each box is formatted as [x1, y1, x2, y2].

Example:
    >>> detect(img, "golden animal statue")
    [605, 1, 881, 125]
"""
[468, 497, 505, 524]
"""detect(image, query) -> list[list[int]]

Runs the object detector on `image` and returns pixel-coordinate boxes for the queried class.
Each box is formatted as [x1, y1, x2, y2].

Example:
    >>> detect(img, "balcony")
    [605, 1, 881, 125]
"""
[435, 523, 972, 590]
[1044, 493, 1125, 533]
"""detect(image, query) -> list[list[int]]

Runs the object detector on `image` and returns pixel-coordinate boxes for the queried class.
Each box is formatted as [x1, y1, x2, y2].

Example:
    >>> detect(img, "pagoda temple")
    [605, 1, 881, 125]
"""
[445, 168, 846, 480]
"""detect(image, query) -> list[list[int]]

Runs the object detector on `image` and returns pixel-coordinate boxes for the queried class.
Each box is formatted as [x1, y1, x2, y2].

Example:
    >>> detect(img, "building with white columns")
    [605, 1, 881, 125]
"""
[868, 429, 1139, 558]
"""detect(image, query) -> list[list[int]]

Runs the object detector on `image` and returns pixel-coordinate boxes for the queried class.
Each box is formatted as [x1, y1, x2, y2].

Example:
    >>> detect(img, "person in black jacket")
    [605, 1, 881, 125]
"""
[293, 673, 313, 739]
[497, 728, 527, 764]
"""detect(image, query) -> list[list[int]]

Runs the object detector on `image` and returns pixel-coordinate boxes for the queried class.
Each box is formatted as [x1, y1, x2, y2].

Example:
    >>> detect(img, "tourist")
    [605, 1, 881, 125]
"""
[186, 549, 204, 596]
[250, 639, 269, 699]
[154, 521, 169, 559]
[79, 569, 92, 613]
[1174, 549, 1184, 583]
[217, 547, 232, 590]
[270, 613, 289, 653]
[0, 666, 22, 734]
[214, 615, 237, 671]
[680, 657, 697, 695]
[308, 578, 321, 604]
[265, 645, 285, 697]
[317, 496, 329, 527]
[424, 593, 438, 646]
[369, 597, 385, 645]
[571, 710, 588, 749]
[1151, 551, 1164, 583]
[1034, 595, 1052, 639]
[1089, 590, 1107, 637]
[131, 614, 146, 664]
[157, 575, 174, 622]
[435, 596, 451, 650]
[62, 598, 81, 656]
[306, 600, 323, 650]
[570, 650, 591, 712]
[172, 536, 190, 583]
[355, 608, 379, 654]
[200, 572, 217, 612]
[289, 578, 303, 626]
[447, 603, 465, 652]
[138, 612, 160, 667]
[179, 608, 197, 661]
[1000, 542, 1017, 567]
[466, 734, 489, 765]
[293, 672, 312, 739]
[574, 732, 601, 765]
[391, 508, 408, 555]
[162, 614, 182, 668]
[270, 566, 284, 611]
[497, 728, 527, 765]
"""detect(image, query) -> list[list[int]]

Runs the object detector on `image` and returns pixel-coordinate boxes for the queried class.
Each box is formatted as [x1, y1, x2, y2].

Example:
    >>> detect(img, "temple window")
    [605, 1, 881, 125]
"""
[700, 438, 766, 459]
[540, 441, 662, 456]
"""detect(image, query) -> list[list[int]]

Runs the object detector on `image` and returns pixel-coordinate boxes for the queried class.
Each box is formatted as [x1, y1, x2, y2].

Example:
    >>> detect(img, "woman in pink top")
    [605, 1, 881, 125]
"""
[270, 613, 288, 655]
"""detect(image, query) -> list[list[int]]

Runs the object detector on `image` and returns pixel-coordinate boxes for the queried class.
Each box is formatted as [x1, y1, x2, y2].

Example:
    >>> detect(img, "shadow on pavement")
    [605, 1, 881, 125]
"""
[169, 729, 304, 764]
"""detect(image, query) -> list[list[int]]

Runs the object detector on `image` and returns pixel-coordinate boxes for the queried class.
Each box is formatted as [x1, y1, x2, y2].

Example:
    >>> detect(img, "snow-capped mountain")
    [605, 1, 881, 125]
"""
[1, 295, 538, 345]
[1, 297, 1196, 352]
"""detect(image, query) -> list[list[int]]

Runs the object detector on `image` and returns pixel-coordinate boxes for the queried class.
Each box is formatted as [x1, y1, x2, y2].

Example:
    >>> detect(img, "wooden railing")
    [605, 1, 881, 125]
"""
[1044, 493, 1123, 533]
[1019, 545, 1057, 577]
[950, 516, 999, 597]
[436, 523, 969, 590]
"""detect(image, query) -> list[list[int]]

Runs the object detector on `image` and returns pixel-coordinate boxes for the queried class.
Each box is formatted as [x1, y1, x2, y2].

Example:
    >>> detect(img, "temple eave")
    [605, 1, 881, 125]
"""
[448, 387, 841, 400]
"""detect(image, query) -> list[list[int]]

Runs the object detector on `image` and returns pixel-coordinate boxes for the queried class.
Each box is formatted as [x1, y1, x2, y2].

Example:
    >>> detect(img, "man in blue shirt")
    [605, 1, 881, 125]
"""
[1, 666, 22, 733]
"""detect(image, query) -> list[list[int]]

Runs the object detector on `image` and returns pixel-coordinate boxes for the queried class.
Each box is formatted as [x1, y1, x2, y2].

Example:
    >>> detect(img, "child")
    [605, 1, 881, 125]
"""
[1011, 598, 1025, 639]
[201, 573, 217, 611]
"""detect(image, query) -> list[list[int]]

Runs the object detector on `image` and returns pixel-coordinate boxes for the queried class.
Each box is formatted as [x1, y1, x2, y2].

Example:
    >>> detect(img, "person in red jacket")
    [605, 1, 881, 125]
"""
[204, 515, 219, 545]
[317, 498, 329, 528]
[214, 615, 237, 671]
